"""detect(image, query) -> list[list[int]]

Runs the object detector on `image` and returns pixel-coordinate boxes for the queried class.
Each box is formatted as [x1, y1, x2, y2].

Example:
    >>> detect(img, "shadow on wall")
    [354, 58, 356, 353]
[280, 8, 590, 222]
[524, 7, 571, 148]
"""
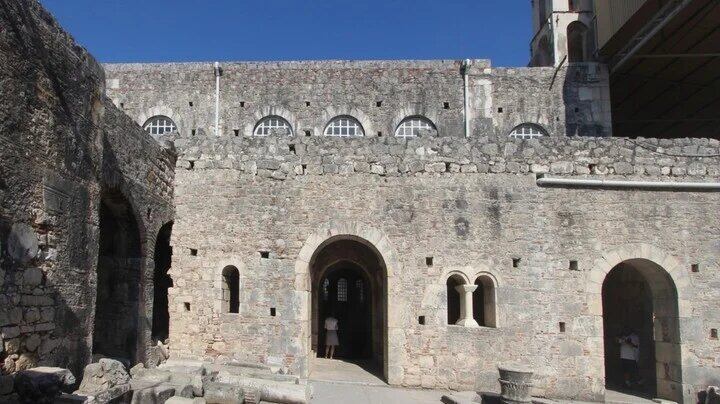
[563, 64, 607, 137]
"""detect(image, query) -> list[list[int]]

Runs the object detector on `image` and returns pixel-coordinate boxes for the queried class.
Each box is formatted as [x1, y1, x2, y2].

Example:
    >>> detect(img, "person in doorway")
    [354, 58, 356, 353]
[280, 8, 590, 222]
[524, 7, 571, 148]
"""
[324, 313, 339, 359]
[617, 328, 640, 388]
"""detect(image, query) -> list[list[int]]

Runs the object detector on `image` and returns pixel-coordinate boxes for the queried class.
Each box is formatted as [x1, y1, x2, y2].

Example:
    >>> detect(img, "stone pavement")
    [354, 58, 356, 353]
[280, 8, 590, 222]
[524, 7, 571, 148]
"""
[310, 380, 448, 404]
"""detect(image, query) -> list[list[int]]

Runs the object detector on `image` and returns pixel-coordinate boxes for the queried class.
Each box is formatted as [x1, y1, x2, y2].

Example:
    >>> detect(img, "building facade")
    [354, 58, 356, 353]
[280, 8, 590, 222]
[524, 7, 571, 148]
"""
[1, 0, 718, 403]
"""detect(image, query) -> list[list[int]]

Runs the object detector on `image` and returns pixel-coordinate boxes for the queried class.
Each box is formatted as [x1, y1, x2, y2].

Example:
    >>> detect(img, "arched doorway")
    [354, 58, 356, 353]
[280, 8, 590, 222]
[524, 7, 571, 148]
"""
[602, 259, 682, 401]
[152, 222, 173, 342]
[310, 237, 387, 379]
[93, 192, 142, 363]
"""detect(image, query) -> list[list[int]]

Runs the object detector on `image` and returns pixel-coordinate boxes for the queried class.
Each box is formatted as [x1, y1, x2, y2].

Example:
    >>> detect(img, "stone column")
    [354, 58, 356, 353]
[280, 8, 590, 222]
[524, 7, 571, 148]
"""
[455, 284, 479, 327]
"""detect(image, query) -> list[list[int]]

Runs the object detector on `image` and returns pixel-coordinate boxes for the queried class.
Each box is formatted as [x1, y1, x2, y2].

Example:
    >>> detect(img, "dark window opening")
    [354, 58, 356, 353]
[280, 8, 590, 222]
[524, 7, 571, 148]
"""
[234, 129, 240, 136]
[443, 102, 450, 109]
[446, 276, 462, 325]
[289, 144, 296, 154]
[418, 316, 426, 325]
[512, 258, 521, 268]
[569, 260, 579, 271]
[191, 129, 196, 136]
[304, 130, 312, 137]
[376, 101, 382, 107]
[184, 302, 191, 311]
[498, 107, 503, 113]
[190, 248, 197, 256]
[270, 307, 276, 317]
[305, 101, 311, 107]
[559, 322, 566, 332]
[711, 329, 718, 339]
[691, 264, 700, 273]
[240, 101, 245, 108]
[426, 257, 434, 266]
[152, 222, 173, 342]
[260, 251, 270, 259]
[189, 101, 194, 107]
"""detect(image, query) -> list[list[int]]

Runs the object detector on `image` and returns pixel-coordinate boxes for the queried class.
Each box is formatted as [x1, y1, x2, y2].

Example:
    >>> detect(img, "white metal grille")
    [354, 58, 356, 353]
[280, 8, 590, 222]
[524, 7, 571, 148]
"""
[324, 116, 364, 137]
[355, 279, 364, 302]
[254, 116, 293, 136]
[143, 116, 177, 136]
[337, 278, 348, 302]
[395, 116, 436, 138]
[509, 123, 546, 139]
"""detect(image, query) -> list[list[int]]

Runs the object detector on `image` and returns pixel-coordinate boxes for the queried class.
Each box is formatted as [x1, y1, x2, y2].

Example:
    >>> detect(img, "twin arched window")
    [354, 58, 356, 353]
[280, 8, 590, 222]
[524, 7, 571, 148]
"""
[509, 123, 547, 139]
[395, 116, 437, 138]
[446, 274, 497, 328]
[254, 116, 293, 136]
[143, 116, 177, 136]
[324, 116, 364, 137]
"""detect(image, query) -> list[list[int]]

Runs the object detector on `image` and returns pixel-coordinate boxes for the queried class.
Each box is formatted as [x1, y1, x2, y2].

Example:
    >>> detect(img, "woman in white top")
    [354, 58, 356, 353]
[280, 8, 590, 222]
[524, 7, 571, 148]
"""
[324, 315, 339, 359]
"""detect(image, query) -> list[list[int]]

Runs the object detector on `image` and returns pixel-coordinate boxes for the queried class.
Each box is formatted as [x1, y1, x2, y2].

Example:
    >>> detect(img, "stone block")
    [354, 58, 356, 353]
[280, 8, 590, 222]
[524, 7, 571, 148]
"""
[77, 359, 130, 395]
[204, 382, 243, 404]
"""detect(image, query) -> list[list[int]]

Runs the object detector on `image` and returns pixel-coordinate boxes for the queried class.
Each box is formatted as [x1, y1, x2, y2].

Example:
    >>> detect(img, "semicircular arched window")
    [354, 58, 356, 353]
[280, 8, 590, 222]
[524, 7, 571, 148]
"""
[395, 116, 437, 138]
[143, 116, 177, 136]
[254, 116, 293, 136]
[508, 123, 547, 140]
[324, 116, 364, 137]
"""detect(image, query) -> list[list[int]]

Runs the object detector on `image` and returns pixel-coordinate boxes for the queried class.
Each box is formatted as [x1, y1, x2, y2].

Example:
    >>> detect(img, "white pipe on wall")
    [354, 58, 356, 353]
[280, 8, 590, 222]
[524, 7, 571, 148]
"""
[214, 62, 221, 136]
[536, 176, 720, 191]
[462, 59, 471, 138]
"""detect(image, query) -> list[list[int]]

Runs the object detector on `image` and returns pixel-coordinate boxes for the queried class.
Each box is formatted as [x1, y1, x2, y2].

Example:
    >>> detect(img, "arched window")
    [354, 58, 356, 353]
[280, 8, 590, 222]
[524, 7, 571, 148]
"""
[509, 123, 547, 139]
[324, 116, 364, 137]
[143, 116, 177, 136]
[322, 278, 330, 301]
[567, 21, 590, 63]
[446, 275, 464, 325]
[222, 266, 240, 313]
[337, 278, 348, 301]
[473, 275, 497, 328]
[254, 116, 293, 136]
[395, 116, 437, 138]
[355, 279, 364, 302]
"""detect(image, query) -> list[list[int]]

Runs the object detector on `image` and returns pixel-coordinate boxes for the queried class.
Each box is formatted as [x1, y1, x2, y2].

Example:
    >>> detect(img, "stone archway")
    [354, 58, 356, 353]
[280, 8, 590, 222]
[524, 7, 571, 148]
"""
[588, 244, 690, 403]
[295, 222, 400, 383]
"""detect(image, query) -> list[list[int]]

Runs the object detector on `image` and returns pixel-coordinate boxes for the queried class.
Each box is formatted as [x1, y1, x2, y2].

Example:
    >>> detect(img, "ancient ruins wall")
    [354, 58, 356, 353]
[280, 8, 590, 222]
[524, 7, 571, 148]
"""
[0, 0, 175, 382]
[103, 59, 612, 139]
[169, 134, 719, 400]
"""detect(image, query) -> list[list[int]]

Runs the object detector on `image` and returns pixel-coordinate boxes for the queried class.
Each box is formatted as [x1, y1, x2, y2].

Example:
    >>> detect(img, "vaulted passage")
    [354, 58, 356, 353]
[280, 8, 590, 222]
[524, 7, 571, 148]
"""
[602, 259, 682, 402]
[310, 237, 387, 380]
[93, 192, 142, 362]
[152, 222, 173, 342]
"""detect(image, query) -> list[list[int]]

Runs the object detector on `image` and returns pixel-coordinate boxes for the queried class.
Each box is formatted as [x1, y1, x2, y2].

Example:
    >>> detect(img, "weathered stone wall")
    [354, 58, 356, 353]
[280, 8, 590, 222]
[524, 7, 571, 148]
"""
[0, 0, 175, 385]
[168, 133, 719, 401]
[103, 59, 612, 139]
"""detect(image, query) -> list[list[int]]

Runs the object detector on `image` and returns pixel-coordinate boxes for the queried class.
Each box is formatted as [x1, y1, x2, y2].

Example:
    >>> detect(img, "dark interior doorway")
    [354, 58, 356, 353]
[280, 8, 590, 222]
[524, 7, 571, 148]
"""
[318, 263, 372, 359]
[152, 222, 173, 342]
[93, 192, 142, 362]
[310, 237, 386, 380]
[602, 259, 682, 402]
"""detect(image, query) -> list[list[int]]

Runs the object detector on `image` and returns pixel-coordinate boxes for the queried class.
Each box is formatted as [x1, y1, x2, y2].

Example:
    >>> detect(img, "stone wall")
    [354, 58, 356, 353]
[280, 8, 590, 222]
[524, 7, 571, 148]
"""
[168, 133, 719, 401]
[0, 0, 175, 385]
[104, 59, 612, 140]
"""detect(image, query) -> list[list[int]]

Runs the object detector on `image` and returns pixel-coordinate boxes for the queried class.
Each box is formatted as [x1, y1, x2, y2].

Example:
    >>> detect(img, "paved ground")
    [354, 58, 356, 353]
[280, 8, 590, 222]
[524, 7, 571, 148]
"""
[310, 380, 449, 404]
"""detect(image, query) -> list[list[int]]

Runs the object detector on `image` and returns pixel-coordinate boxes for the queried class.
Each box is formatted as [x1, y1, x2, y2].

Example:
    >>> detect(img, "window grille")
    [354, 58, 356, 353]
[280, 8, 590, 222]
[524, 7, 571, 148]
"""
[322, 278, 330, 301]
[355, 279, 364, 302]
[337, 278, 348, 302]
[143, 116, 177, 136]
[509, 123, 547, 139]
[395, 116, 436, 138]
[324, 116, 364, 137]
[254, 116, 293, 136]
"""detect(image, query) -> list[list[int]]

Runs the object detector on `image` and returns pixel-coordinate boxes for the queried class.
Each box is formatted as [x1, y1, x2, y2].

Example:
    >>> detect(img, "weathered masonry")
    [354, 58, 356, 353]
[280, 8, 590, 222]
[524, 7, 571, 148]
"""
[1, 0, 719, 403]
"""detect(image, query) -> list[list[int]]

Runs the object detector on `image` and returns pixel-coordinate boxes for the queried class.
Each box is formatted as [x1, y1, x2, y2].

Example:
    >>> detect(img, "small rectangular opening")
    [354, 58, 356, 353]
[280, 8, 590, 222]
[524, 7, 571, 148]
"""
[569, 260, 579, 271]
[418, 316, 426, 325]
[711, 328, 718, 339]
[425, 257, 433, 266]
[305, 101, 311, 107]
[304, 130, 311, 137]
[559, 322, 566, 332]
[443, 102, 450, 109]
[184, 302, 191, 312]
[190, 248, 197, 256]
[120, 102, 124, 109]
[445, 162, 451, 171]
[377, 131, 383, 137]
[191, 129, 196, 136]
[189, 101, 194, 107]
[240, 101, 245, 108]
[376, 101, 382, 107]
[691, 264, 700, 273]
[233, 129, 240, 136]
[289, 144, 296, 154]
[189, 161, 195, 170]
[301, 164, 307, 171]
[512, 258, 521, 268]
[260, 251, 270, 259]
[270, 308, 276, 317]
[497, 107, 503, 113]
[574, 107, 580, 113]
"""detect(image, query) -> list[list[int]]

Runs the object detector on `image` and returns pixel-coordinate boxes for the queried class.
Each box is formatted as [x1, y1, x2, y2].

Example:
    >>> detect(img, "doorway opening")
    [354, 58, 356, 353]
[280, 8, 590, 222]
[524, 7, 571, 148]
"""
[152, 222, 173, 342]
[310, 237, 387, 381]
[602, 259, 682, 402]
[93, 192, 142, 363]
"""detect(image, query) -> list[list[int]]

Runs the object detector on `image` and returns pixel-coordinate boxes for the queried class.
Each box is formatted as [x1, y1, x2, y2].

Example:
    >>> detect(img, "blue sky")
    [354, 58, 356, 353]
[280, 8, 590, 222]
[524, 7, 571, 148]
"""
[40, 0, 532, 67]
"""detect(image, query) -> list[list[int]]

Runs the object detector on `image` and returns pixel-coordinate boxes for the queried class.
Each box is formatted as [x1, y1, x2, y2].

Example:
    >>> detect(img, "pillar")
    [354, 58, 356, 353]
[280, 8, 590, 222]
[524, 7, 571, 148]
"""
[455, 284, 479, 327]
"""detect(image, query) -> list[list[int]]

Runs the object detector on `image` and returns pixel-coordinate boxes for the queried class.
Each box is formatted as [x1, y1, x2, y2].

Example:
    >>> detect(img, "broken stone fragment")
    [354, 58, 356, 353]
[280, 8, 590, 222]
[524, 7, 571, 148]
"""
[14, 367, 76, 402]
[76, 358, 130, 395]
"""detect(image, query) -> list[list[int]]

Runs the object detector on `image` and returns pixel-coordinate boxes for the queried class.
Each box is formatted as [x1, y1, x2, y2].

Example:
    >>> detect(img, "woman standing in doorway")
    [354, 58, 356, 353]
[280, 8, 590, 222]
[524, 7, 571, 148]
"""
[324, 313, 339, 359]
